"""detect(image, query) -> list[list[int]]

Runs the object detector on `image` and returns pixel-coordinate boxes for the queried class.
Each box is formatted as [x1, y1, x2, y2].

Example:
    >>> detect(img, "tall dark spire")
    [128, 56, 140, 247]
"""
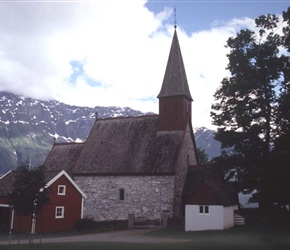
[157, 29, 193, 101]
[157, 29, 193, 131]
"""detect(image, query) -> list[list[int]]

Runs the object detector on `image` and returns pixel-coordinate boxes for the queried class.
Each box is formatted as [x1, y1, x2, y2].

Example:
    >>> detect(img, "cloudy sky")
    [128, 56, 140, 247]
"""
[0, 1, 289, 129]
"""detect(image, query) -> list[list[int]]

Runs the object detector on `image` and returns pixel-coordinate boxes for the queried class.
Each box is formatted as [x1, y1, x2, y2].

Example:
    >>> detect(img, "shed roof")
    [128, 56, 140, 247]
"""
[183, 166, 238, 206]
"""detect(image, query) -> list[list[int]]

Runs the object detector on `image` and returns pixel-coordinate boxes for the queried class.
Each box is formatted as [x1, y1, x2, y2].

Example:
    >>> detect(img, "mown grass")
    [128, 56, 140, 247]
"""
[1, 225, 290, 250]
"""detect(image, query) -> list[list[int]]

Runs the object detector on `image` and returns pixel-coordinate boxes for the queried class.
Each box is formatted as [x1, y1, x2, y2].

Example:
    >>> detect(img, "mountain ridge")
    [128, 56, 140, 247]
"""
[0, 91, 220, 175]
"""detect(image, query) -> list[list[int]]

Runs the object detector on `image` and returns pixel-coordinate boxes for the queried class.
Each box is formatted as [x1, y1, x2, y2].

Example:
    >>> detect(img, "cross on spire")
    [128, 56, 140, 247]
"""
[174, 6, 177, 29]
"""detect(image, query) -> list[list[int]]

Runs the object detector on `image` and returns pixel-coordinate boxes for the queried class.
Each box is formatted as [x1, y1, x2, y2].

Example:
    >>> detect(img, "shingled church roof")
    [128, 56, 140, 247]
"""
[44, 142, 84, 175]
[157, 29, 193, 101]
[73, 115, 183, 175]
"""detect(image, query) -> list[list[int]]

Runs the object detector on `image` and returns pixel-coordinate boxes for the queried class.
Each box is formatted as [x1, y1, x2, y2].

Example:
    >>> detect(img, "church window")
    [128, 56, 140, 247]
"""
[119, 188, 125, 201]
[199, 205, 209, 214]
[58, 185, 66, 195]
[55, 206, 64, 218]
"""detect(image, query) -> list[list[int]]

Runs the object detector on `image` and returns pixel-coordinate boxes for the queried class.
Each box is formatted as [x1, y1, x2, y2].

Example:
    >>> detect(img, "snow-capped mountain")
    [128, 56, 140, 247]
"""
[0, 91, 220, 174]
[194, 127, 221, 159]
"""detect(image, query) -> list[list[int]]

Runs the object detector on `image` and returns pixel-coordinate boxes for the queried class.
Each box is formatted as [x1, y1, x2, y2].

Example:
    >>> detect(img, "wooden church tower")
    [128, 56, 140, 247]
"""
[158, 27, 193, 131]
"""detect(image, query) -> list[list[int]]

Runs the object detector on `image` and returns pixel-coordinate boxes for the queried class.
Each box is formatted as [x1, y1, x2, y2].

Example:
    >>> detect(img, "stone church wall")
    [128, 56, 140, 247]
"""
[174, 123, 197, 217]
[75, 175, 175, 221]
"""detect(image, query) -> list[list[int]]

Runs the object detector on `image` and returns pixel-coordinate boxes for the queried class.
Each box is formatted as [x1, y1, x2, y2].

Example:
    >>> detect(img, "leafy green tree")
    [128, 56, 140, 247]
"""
[211, 10, 290, 208]
[9, 165, 50, 232]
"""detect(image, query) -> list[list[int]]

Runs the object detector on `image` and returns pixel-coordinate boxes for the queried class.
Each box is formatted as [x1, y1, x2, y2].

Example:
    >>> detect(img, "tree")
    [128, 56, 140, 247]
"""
[272, 10, 290, 205]
[282, 7, 290, 51]
[275, 7, 290, 151]
[211, 10, 290, 208]
[196, 147, 209, 165]
[9, 165, 50, 233]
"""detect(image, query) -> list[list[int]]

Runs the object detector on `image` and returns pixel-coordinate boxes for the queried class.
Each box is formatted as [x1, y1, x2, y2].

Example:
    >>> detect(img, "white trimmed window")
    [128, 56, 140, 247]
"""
[58, 185, 66, 195]
[199, 205, 209, 214]
[55, 206, 64, 218]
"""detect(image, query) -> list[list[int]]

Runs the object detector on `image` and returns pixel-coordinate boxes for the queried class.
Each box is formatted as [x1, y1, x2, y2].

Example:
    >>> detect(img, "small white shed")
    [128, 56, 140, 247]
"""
[183, 166, 239, 231]
[185, 204, 238, 231]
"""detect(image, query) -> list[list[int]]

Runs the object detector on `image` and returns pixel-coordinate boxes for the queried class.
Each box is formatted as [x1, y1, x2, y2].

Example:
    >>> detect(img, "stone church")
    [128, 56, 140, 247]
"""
[43, 28, 237, 225]
[44, 27, 197, 221]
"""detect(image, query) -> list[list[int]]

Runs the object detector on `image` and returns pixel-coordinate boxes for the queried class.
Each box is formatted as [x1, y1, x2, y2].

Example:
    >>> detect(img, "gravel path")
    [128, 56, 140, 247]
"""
[0, 229, 189, 245]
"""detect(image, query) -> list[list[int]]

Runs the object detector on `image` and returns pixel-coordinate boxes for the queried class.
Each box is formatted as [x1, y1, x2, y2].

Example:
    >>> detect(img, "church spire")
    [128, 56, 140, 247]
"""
[157, 29, 192, 101]
[157, 28, 193, 131]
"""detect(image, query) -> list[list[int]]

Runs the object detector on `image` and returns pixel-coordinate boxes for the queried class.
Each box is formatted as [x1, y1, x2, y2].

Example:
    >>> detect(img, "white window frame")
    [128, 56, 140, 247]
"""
[55, 206, 64, 218]
[58, 185, 66, 195]
[199, 205, 209, 214]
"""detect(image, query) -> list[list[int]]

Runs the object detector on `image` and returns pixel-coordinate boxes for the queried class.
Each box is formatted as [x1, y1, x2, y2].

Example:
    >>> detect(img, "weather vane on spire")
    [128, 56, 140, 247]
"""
[174, 6, 177, 29]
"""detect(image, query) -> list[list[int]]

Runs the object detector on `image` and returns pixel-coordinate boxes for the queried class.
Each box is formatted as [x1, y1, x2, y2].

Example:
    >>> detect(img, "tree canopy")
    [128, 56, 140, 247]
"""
[9, 165, 50, 217]
[211, 7, 290, 208]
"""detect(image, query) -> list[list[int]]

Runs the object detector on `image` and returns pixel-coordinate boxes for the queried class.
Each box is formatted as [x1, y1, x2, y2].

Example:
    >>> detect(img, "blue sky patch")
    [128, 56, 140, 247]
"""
[135, 96, 157, 103]
[68, 60, 102, 87]
[69, 60, 84, 84]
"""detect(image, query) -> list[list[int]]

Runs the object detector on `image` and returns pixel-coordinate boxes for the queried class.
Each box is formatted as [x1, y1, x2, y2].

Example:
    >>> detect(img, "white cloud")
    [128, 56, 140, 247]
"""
[180, 17, 256, 129]
[0, 0, 257, 129]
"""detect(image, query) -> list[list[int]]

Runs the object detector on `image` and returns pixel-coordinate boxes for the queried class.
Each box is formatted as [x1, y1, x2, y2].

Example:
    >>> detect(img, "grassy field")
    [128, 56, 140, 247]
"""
[1, 225, 290, 250]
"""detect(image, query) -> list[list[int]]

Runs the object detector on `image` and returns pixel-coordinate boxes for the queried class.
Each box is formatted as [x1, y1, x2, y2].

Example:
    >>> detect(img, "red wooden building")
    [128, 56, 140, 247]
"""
[0, 170, 86, 233]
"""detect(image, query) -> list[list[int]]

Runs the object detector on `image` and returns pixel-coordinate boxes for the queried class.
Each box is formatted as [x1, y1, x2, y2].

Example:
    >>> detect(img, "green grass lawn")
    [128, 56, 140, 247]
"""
[1, 225, 290, 250]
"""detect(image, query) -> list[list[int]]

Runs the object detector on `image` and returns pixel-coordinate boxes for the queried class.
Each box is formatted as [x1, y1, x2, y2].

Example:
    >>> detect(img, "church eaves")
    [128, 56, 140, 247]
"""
[157, 29, 193, 101]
